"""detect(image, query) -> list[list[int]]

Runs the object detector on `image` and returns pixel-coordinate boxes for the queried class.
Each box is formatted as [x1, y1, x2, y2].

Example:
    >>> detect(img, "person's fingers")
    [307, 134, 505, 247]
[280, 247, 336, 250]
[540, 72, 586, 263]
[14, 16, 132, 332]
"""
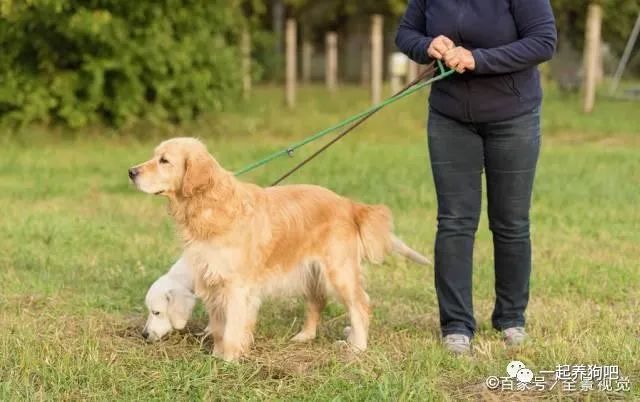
[460, 54, 472, 69]
[428, 46, 442, 59]
[466, 57, 476, 71]
[464, 59, 474, 70]
[446, 56, 464, 73]
[443, 49, 462, 63]
[433, 41, 450, 57]
[441, 36, 455, 50]
[443, 47, 459, 60]
[443, 54, 455, 65]
[446, 59, 460, 70]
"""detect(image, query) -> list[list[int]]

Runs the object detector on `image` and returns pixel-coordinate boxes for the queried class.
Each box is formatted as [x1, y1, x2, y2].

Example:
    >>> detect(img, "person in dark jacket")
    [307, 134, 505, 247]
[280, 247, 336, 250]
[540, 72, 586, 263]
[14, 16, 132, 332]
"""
[395, 0, 557, 354]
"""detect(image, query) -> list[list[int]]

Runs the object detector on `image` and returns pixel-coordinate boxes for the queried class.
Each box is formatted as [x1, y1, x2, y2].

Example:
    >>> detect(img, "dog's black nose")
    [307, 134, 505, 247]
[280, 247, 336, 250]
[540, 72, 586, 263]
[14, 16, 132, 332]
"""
[128, 168, 138, 180]
[142, 329, 149, 339]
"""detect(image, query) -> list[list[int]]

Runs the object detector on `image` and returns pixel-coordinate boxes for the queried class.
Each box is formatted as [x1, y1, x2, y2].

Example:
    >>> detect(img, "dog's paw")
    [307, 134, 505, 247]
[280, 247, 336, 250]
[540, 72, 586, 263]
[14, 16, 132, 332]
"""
[291, 331, 316, 343]
[334, 340, 350, 350]
[333, 339, 362, 351]
[222, 352, 241, 362]
[212, 342, 224, 357]
[195, 327, 210, 337]
[340, 326, 367, 351]
[343, 326, 352, 338]
[346, 337, 367, 352]
[214, 343, 245, 362]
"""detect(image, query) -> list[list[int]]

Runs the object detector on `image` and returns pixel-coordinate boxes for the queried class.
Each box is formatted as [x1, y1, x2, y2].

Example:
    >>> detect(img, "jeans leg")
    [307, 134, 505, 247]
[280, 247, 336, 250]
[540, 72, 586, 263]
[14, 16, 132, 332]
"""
[428, 108, 483, 338]
[482, 109, 541, 331]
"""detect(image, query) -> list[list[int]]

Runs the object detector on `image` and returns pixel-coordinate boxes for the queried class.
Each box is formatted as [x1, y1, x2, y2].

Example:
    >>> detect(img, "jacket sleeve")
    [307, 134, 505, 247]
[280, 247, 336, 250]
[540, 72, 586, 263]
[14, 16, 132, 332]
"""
[472, 0, 557, 74]
[395, 0, 432, 64]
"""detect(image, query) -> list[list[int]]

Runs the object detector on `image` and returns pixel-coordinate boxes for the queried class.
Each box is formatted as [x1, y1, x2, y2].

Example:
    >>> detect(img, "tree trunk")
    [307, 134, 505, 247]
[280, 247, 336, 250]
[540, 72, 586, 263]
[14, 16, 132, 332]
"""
[582, 3, 602, 113]
[285, 19, 297, 108]
[371, 15, 383, 105]
[325, 32, 338, 92]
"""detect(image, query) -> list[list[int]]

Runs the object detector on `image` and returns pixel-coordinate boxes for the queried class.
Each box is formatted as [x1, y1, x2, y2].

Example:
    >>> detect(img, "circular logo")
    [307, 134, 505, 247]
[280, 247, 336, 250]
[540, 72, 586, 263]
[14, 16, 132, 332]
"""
[516, 368, 534, 383]
[507, 360, 526, 378]
[485, 375, 500, 390]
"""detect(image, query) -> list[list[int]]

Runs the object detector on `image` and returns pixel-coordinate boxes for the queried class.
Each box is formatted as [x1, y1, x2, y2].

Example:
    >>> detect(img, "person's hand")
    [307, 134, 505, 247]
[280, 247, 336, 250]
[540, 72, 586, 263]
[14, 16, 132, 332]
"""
[427, 35, 455, 60]
[443, 46, 476, 73]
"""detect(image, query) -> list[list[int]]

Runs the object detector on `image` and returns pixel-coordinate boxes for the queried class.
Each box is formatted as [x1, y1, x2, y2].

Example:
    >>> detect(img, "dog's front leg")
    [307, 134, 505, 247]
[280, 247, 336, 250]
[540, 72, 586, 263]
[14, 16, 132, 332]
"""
[218, 287, 259, 362]
[204, 303, 225, 356]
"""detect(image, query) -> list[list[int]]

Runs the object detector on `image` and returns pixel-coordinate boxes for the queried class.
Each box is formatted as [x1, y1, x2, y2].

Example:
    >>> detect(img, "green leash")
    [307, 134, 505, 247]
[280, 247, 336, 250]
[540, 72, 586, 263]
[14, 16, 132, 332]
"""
[234, 60, 455, 178]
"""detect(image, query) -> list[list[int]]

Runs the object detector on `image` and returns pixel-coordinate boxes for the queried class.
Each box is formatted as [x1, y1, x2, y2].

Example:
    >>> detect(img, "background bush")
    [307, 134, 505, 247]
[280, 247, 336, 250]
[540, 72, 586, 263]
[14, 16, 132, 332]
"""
[0, 0, 247, 127]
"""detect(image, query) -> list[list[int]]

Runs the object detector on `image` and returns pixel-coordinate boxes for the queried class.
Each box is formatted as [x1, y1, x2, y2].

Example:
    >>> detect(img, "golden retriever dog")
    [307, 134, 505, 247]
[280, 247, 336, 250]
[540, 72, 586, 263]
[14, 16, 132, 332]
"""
[129, 137, 429, 361]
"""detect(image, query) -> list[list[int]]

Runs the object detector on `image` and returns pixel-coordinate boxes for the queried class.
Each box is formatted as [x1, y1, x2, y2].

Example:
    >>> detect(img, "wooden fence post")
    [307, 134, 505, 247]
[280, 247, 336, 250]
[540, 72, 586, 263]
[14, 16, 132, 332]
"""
[360, 41, 370, 87]
[371, 15, 383, 104]
[302, 40, 312, 84]
[325, 32, 338, 91]
[285, 19, 297, 108]
[241, 28, 251, 99]
[583, 3, 602, 113]
[407, 61, 419, 84]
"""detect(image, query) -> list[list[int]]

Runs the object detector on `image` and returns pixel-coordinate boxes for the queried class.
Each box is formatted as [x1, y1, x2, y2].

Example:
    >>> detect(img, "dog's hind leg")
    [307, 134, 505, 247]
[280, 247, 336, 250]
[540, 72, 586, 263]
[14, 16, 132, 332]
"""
[325, 258, 370, 352]
[292, 263, 326, 342]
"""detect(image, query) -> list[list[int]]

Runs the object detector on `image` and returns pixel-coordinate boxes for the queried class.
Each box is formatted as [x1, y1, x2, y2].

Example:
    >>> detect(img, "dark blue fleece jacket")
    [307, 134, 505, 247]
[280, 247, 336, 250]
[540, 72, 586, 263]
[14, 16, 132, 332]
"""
[395, 0, 557, 123]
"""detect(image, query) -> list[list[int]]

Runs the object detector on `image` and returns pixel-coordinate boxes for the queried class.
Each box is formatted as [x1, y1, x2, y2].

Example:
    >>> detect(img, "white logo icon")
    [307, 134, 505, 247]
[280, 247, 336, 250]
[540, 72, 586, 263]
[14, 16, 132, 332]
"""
[507, 360, 526, 378]
[516, 368, 534, 383]
[507, 360, 533, 384]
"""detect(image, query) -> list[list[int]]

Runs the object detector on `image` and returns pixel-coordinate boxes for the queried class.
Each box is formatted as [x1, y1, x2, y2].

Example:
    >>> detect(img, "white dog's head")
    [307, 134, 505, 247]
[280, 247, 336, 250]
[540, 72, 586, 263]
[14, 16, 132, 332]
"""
[143, 274, 196, 342]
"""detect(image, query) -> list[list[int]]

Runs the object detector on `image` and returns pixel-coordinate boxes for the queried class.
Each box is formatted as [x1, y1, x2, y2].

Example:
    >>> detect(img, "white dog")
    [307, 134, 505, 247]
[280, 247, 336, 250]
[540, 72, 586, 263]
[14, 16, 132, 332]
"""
[142, 257, 197, 341]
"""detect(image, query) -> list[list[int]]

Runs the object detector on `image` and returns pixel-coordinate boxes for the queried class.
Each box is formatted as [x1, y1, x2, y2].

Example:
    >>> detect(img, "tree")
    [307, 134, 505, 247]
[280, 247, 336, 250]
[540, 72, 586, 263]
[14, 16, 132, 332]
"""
[0, 0, 248, 127]
[553, 0, 640, 56]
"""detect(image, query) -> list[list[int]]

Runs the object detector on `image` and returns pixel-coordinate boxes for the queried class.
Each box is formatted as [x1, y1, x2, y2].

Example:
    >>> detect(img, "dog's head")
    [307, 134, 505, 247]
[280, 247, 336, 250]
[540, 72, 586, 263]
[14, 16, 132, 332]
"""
[142, 275, 197, 342]
[128, 137, 218, 197]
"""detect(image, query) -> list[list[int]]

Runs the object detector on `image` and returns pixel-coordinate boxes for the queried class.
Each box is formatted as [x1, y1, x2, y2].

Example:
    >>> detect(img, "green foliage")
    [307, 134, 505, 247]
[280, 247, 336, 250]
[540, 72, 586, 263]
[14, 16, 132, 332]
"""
[552, 0, 640, 56]
[0, 0, 247, 127]
[286, 0, 406, 18]
[289, 0, 408, 35]
[284, 0, 639, 71]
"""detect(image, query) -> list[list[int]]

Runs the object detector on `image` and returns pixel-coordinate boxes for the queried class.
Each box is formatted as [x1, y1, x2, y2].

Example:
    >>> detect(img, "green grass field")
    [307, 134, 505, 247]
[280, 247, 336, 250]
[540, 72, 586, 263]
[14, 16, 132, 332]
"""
[1, 85, 639, 400]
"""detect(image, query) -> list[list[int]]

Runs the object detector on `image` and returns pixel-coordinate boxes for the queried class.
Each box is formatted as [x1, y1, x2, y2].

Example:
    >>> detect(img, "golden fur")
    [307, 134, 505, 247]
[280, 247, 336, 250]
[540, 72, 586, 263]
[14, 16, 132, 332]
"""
[130, 137, 428, 361]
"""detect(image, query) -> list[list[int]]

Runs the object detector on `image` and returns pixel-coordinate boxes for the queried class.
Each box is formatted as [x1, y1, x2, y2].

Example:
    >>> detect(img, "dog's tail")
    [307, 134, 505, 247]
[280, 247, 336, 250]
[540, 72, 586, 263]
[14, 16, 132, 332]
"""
[353, 203, 431, 266]
[391, 235, 432, 266]
[354, 203, 393, 264]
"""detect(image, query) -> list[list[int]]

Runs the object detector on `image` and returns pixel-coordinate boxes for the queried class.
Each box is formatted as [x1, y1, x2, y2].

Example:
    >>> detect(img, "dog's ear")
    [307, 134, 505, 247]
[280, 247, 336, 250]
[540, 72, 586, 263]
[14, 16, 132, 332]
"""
[166, 288, 196, 330]
[181, 152, 216, 197]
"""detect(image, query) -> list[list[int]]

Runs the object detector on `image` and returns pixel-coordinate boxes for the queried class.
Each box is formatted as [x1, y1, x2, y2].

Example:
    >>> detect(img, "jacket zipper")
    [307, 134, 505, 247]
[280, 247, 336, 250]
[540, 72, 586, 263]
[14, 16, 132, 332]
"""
[508, 74, 522, 98]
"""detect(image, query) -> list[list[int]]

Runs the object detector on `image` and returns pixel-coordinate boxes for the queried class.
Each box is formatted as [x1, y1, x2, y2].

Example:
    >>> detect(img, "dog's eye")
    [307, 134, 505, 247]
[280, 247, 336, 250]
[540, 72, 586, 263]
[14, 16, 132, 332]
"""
[152, 311, 160, 316]
[159, 157, 169, 164]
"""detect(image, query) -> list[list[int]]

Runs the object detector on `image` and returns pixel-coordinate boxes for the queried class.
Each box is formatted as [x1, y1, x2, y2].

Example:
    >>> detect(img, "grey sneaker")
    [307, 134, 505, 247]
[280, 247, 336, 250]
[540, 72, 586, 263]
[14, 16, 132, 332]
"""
[503, 327, 528, 346]
[443, 334, 471, 354]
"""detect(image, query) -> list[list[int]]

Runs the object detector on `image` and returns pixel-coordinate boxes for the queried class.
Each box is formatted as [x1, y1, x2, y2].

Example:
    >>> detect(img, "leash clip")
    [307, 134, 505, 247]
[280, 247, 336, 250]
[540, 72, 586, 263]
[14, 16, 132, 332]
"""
[286, 148, 294, 157]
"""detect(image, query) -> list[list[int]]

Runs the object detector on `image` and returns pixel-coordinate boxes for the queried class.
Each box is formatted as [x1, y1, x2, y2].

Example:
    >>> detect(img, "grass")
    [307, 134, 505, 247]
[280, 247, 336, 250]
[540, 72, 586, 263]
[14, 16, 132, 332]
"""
[1, 85, 639, 400]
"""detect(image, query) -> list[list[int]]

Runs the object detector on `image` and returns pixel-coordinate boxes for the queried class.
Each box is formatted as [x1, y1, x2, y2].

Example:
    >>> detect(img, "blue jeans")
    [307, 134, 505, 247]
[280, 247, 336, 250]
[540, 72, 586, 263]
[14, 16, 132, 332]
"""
[427, 107, 541, 338]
